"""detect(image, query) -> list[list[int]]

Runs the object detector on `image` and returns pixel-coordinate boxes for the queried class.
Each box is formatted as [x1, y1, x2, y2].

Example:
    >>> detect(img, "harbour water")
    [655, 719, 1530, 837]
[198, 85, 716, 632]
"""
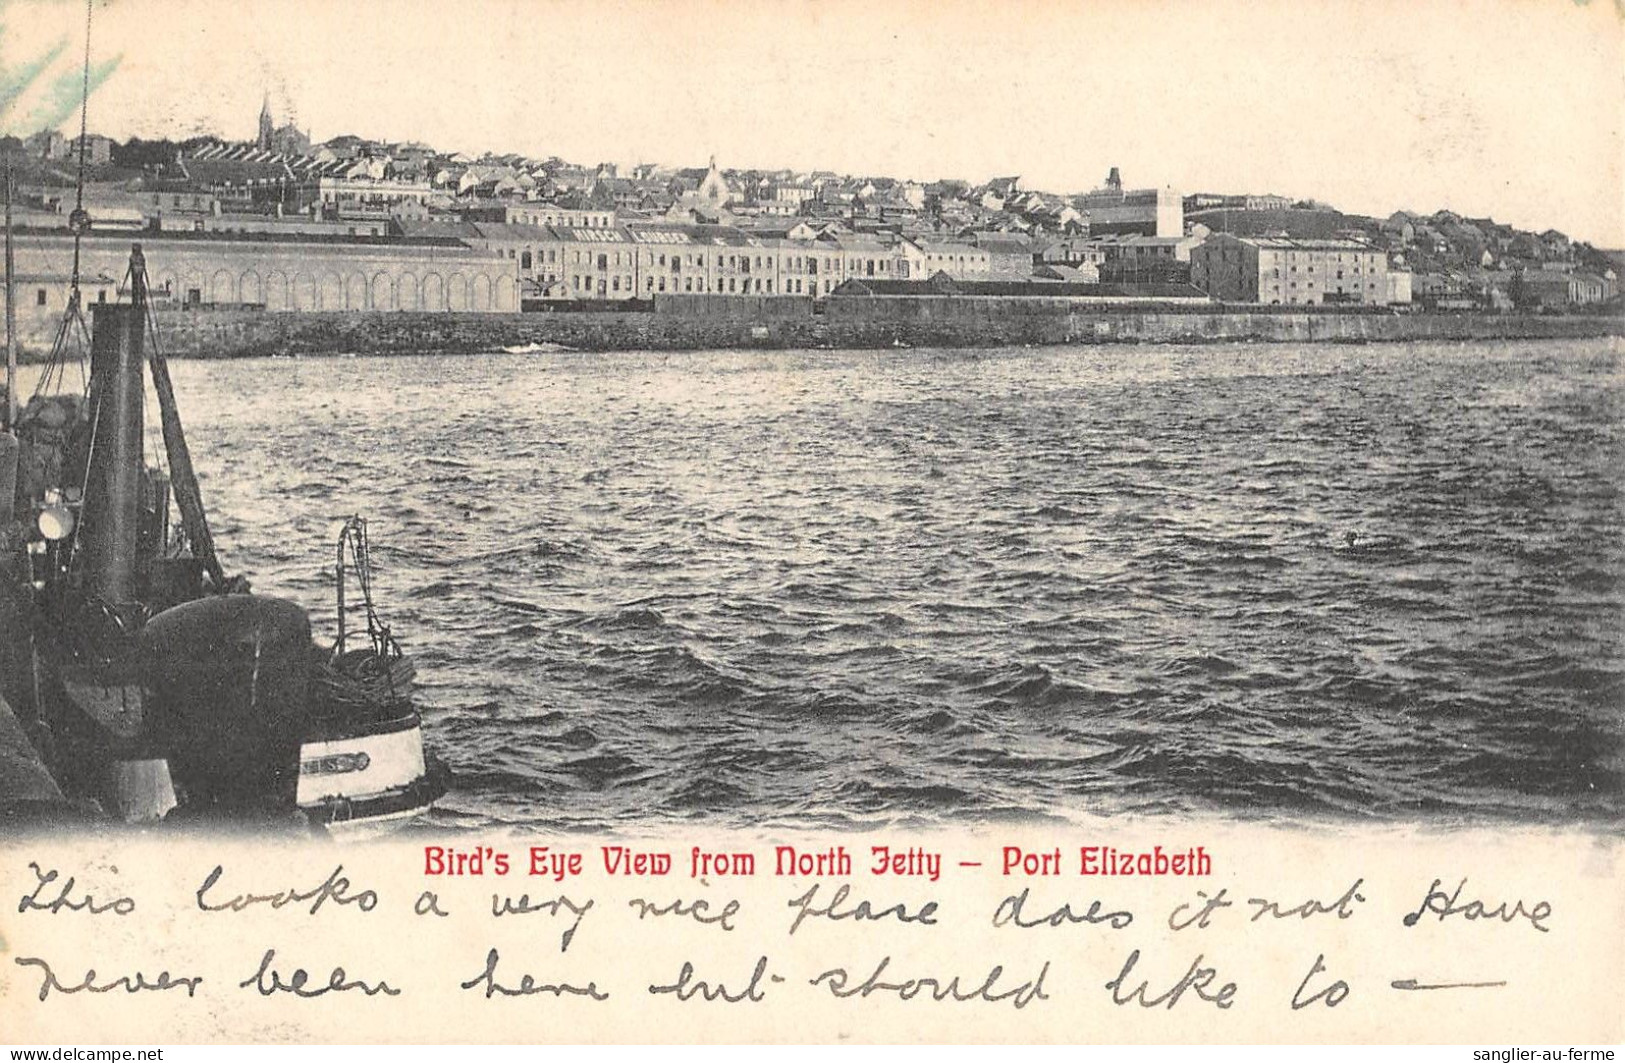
[126, 338, 1625, 830]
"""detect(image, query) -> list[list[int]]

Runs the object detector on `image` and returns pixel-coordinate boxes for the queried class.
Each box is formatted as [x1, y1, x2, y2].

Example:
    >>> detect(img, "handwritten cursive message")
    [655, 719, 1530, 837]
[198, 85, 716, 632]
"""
[2, 828, 1619, 1044]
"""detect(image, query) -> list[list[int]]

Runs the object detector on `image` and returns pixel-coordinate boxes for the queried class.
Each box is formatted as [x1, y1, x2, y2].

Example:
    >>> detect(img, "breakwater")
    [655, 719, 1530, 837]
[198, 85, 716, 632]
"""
[13, 298, 1622, 358]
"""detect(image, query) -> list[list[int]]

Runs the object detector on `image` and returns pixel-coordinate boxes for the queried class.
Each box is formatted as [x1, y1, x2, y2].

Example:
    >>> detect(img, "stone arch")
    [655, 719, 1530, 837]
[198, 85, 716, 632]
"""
[494, 278, 516, 312]
[321, 273, 343, 311]
[210, 269, 236, 304]
[472, 274, 492, 311]
[293, 272, 318, 311]
[239, 270, 262, 305]
[371, 272, 394, 311]
[421, 272, 445, 311]
[447, 273, 467, 311]
[397, 272, 419, 311]
[346, 273, 368, 311]
[264, 271, 288, 311]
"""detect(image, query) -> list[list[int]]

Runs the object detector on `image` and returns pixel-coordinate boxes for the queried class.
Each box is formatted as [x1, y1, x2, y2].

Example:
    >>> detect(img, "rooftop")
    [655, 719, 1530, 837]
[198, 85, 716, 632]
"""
[1225, 235, 1379, 251]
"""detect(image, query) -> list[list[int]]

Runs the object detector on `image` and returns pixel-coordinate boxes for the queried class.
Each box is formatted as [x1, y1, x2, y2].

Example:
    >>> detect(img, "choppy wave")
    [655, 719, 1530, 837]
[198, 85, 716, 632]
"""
[161, 339, 1625, 831]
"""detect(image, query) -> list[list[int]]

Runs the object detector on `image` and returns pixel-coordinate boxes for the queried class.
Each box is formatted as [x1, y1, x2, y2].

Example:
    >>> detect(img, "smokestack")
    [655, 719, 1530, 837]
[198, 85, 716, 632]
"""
[80, 247, 147, 605]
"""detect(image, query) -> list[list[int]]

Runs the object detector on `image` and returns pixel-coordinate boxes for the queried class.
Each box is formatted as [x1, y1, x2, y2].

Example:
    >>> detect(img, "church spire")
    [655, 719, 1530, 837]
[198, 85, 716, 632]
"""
[257, 91, 273, 151]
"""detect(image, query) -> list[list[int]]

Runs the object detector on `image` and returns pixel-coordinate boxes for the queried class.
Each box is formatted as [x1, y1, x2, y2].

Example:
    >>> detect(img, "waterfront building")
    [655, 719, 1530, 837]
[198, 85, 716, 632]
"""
[967, 232, 1036, 279]
[1190, 233, 1390, 305]
[696, 226, 772, 296]
[468, 221, 555, 284]
[1572, 272, 1615, 304]
[1516, 270, 1577, 310]
[505, 221, 867, 301]
[904, 239, 992, 280]
[774, 240, 844, 296]
[0, 230, 517, 326]
[894, 239, 927, 280]
[556, 225, 642, 298]
[1412, 271, 1474, 310]
[1101, 233, 1203, 265]
[1514, 269, 1615, 309]
[1091, 233, 1202, 284]
[823, 233, 902, 282]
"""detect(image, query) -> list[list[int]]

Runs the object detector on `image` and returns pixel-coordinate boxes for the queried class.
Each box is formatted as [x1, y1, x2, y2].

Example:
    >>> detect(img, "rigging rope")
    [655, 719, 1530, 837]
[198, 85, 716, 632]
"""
[74, 0, 92, 221]
[28, 0, 95, 409]
[319, 516, 414, 710]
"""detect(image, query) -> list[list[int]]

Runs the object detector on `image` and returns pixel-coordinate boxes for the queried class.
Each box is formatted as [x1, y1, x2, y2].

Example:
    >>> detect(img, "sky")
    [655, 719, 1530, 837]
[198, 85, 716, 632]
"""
[0, 0, 1621, 245]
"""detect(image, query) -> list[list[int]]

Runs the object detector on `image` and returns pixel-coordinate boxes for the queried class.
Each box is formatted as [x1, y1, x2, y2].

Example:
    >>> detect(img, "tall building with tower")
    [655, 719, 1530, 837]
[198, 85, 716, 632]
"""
[1079, 166, 1182, 237]
[257, 93, 274, 152]
[255, 93, 310, 156]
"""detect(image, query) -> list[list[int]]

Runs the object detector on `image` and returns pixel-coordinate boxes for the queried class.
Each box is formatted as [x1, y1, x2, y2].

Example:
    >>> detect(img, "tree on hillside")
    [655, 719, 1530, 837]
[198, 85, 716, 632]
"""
[111, 137, 181, 168]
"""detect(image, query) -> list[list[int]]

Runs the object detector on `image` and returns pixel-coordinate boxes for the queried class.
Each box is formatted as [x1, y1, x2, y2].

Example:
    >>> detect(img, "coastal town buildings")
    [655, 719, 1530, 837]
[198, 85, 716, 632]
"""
[906, 239, 992, 280]
[1091, 233, 1203, 284]
[1190, 234, 1392, 305]
[456, 216, 1000, 301]
[462, 203, 615, 229]
[966, 233, 1036, 279]
[1185, 192, 1293, 215]
[1514, 269, 1616, 310]
[1078, 167, 1183, 237]
[25, 130, 114, 164]
[256, 95, 311, 157]
[1385, 270, 1413, 306]
[0, 230, 518, 325]
[2, 96, 1609, 318]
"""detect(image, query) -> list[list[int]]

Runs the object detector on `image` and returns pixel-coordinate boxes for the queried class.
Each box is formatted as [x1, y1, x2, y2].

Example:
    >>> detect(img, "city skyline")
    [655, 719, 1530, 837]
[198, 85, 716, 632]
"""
[0, 0, 1620, 246]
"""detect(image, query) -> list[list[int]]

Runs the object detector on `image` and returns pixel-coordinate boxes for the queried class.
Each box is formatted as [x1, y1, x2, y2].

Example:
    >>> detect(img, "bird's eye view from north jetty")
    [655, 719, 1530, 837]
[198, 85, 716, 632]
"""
[0, 0, 1619, 836]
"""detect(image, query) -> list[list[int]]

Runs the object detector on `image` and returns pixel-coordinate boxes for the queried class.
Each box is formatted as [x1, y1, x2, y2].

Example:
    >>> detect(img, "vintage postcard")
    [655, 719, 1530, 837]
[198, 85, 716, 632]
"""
[0, 0, 1621, 1047]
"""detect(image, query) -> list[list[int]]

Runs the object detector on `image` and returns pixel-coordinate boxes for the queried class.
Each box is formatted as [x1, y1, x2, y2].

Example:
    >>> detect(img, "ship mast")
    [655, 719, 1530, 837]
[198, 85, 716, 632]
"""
[138, 261, 227, 588]
[5, 163, 16, 431]
[33, 0, 95, 402]
[67, 0, 92, 300]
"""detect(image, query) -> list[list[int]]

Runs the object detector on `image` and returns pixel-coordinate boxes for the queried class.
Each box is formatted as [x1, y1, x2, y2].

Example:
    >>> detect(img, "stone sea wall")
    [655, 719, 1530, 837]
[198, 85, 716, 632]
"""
[14, 300, 1623, 359]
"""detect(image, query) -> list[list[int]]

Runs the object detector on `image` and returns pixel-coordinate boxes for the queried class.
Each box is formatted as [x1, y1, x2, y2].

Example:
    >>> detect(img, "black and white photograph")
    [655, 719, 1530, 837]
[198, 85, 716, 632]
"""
[0, 0, 1620, 1048]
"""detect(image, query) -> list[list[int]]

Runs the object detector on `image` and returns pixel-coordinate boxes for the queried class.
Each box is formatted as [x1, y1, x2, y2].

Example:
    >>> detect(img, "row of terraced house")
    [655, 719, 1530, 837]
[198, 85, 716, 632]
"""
[459, 216, 996, 301]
